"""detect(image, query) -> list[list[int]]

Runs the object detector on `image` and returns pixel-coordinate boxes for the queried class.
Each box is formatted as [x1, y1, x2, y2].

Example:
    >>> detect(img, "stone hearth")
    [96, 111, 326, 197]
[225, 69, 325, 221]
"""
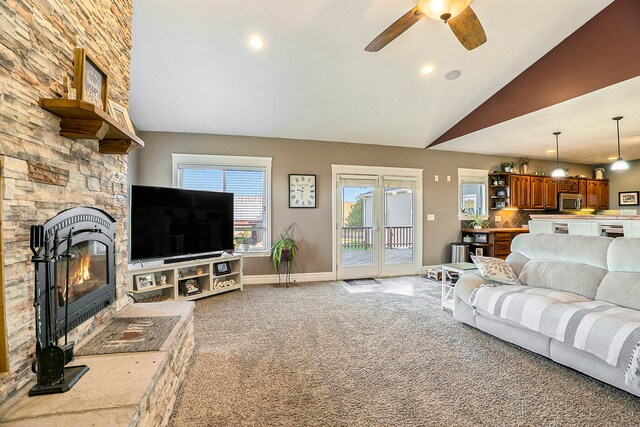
[0, 301, 194, 426]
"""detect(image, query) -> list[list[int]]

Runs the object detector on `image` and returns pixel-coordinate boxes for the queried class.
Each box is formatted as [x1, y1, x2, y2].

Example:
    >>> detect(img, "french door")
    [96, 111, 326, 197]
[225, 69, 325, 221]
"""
[334, 167, 421, 280]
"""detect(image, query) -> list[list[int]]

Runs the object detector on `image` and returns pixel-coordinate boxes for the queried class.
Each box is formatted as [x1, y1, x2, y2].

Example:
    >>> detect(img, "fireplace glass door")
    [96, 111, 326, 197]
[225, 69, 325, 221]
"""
[55, 240, 109, 307]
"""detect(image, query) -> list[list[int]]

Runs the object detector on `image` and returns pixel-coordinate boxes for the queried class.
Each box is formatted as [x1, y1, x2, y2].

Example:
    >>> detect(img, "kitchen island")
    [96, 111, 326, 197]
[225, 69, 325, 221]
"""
[529, 215, 640, 236]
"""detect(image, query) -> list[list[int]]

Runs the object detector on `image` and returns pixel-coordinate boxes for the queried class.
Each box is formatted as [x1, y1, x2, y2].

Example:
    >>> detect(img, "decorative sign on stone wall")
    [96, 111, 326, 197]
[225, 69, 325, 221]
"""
[74, 48, 109, 111]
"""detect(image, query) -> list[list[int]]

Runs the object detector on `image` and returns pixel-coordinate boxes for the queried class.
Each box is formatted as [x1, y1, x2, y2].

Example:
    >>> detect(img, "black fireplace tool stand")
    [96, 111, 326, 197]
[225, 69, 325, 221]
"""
[29, 225, 88, 396]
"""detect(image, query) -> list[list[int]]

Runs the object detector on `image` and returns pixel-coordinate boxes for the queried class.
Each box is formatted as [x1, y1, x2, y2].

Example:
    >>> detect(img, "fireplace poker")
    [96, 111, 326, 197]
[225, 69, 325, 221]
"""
[64, 229, 73, 346]
[29, 225, 45, 354]
[53, 230, 61, 344]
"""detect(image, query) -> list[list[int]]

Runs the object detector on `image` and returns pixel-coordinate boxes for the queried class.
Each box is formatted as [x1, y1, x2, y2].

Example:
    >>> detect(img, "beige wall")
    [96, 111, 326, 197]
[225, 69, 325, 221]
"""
[604, 160, 640, 210]
[133, 132, 594, 275]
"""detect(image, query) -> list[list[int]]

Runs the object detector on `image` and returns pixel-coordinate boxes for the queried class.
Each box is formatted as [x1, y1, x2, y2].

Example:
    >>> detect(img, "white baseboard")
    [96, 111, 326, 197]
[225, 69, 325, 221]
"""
[243, 272, 335, 285]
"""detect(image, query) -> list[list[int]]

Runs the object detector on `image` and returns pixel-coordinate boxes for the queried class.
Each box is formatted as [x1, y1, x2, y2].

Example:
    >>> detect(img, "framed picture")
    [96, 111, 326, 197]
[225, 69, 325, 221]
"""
[214, 261, 231, 276]
[107, 100, 135, 133]
[475, 248, 484, 257]
[289, 174, 316, 208]
[74, 48, 109, 111]
[619, 191, 639, 206]
[135, 274, 156, 291]
[495, 201, 506, 208]
[496, 190, 507, 198]
[182, 278, 202, 296]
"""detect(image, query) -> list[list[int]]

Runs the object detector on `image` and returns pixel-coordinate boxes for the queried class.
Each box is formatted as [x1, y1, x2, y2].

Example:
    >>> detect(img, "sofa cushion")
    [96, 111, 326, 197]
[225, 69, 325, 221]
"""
[518, 260, 607, 299]
[607, 237, 640, 272]
[595, 272, 640, 311]
[505, 251, 529, 277]
[511, 233, 613, 269]
[471, 255, 520, 285]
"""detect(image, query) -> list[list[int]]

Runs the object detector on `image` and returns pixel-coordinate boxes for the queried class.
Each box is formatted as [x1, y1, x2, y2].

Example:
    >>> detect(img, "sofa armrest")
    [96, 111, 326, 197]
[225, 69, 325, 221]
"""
[454, 273, 486, 304]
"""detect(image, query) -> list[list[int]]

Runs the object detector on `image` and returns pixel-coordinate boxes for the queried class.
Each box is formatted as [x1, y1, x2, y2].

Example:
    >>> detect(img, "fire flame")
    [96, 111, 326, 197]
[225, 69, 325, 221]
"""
[71, 253, 91, 285]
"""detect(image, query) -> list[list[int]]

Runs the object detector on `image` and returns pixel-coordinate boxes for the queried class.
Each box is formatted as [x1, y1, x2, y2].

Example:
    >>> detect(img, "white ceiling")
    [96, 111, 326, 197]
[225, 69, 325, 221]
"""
[130, 0, 615, 153]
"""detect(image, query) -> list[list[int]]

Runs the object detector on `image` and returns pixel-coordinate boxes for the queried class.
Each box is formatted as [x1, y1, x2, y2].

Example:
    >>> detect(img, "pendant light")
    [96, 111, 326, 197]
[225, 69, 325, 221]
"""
[551, 132, 566, 178]
[611, 116, 629, 171]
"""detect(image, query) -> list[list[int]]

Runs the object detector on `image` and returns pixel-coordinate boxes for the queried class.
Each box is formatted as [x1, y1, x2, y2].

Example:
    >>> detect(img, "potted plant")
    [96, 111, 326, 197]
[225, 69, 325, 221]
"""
[500, 162, 512, 173]
[519, 157, 531, 174]
[271, 224, 298, 286]
[468, 211, 488, 230]
[235, 231, 251, 252]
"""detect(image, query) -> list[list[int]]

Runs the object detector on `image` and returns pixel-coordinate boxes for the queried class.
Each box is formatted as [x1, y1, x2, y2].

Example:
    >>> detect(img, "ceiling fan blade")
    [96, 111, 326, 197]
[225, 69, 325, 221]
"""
[448, 6, 487, 51]
[365, 7, 425, 52]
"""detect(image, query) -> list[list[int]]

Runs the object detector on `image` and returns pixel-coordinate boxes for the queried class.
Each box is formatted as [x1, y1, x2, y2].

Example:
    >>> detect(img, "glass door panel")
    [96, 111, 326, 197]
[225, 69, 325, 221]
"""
[337, 175, 379, 279]
[381, 177, 417, 276]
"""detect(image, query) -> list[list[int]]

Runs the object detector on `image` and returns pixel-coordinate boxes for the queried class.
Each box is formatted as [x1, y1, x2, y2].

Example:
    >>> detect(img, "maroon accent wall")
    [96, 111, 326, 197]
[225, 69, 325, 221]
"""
[428, 0, 640, 148]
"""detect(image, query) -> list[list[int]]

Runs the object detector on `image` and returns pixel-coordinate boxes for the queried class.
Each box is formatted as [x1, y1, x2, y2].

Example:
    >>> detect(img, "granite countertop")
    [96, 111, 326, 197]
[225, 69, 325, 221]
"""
[461, 228, 529, 233]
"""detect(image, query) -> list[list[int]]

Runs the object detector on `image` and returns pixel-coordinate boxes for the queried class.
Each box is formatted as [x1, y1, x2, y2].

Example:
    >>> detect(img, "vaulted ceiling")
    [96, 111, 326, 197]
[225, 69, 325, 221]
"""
[130, 0, 625, 163]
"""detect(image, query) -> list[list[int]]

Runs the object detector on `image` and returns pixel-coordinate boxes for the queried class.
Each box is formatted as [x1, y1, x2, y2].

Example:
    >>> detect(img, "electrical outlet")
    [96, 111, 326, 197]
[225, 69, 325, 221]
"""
[427, 214, 435, 221]
[434, 175, 439, 182]
[447, 175, 451, 182]
[495, 216, 502, 222]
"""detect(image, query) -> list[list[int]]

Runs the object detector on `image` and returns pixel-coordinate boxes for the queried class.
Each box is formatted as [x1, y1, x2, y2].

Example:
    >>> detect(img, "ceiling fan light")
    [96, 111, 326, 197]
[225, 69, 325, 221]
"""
[611, 158, 629, 171]
[418, 0, 472, 22]
[551, 168, 567, 178]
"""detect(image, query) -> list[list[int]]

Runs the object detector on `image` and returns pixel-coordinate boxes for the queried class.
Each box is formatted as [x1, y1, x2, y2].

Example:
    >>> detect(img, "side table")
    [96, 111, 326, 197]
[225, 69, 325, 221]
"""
[441, 262, 478, 310]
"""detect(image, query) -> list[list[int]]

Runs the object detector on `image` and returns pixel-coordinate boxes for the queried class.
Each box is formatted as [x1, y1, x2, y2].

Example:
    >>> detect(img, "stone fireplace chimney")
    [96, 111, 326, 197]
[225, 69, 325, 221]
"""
[0, 0, 134, 403]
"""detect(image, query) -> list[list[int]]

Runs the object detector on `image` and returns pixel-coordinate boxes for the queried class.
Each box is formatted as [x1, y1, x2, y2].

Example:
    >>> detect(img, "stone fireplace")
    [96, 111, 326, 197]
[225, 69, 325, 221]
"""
[0, 0, 134, 403]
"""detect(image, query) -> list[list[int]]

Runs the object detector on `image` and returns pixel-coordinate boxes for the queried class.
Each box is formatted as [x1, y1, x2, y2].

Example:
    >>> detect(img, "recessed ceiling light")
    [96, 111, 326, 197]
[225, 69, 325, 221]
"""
[421, 65, 435, 75]
[249, 36, 264, 50]
[546, 149, 556, 153]
[608, 156, 618, 160]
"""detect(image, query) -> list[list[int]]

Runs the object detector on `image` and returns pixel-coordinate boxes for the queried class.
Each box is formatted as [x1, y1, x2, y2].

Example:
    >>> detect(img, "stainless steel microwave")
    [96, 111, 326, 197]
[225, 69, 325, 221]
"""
[559, 193, 583, 212]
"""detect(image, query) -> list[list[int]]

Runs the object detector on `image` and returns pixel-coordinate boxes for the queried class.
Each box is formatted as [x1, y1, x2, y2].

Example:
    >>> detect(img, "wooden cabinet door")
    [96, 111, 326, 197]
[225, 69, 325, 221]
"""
[597, 181, 609, 209]
[558, 178, 579, 193]
[530, 176, 545, 209]
[579, 179, 587, 204]
[586, 180, 598, 208]
[543, 178, 558, 210]
[510, 175, 531, 209]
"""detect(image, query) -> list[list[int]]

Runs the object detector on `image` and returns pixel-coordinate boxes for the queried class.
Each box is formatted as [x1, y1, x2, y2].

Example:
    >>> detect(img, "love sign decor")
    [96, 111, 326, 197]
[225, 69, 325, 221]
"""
[74, 48, 109, 111]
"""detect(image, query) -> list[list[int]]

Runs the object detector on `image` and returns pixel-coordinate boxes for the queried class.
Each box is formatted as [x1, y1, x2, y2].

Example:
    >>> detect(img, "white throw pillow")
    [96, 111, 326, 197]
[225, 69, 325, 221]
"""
[471, 255, 520, 285]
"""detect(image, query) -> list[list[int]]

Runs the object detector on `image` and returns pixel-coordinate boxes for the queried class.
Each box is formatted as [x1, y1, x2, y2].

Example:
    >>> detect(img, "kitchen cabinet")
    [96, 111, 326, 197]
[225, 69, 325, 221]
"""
[543, 178, 558, 210]
[530, 176, 544, 209]
[597, 181, 609, 210]
[461, 228, 529, 260]
[558, 178, 579, 193]
[586, 180, 599, 209]
[510, 175, 531, 209]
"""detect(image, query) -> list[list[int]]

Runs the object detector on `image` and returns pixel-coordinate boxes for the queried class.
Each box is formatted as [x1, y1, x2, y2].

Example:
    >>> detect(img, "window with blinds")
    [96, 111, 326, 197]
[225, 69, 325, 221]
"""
[176, 162, 270, 251]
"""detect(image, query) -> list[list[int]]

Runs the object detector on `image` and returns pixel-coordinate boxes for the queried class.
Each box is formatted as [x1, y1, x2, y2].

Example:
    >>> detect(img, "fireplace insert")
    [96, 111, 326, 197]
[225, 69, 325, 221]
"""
[34, 207, 116, 346]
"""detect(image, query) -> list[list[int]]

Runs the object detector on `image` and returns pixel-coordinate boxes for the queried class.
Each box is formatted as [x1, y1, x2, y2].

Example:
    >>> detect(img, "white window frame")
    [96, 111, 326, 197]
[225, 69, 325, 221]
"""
[172, 153, 272, 257]
[458, 168, 489, 220]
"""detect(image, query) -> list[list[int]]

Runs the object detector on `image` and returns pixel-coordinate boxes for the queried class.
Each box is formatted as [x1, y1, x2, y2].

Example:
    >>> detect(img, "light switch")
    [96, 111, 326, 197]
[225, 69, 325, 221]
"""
[495, 216, 502, 222]
[427, 214, 435, 221]
[447, 175, 451, 182]
[434, 175, 439, 182]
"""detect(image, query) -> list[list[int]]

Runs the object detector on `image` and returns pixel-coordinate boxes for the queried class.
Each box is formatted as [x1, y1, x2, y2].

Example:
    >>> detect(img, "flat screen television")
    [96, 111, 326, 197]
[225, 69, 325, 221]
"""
[130, 185, 234, 261]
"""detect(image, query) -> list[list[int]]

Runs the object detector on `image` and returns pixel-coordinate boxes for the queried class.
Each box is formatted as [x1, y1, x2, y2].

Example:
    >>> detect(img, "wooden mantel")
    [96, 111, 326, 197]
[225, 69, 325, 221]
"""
[38, 98, 144, 154]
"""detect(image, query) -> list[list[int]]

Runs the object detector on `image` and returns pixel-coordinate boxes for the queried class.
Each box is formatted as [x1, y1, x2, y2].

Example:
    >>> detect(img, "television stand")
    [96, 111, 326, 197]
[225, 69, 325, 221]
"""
[128, 254, 242, 303]
[164, 252, 224, 264]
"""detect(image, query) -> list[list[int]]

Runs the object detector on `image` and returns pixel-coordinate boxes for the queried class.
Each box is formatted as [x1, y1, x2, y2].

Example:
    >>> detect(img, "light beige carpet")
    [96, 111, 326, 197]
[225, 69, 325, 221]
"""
[170, 278, 640, 426]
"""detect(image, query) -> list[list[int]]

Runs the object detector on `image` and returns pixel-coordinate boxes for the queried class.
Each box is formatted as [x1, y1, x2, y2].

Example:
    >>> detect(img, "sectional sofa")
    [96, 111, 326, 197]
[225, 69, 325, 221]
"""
[454, 233, 640, 397]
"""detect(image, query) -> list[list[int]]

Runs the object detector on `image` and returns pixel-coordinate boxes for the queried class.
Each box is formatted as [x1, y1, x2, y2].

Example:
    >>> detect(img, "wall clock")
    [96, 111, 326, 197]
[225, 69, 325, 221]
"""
[289, 174, 316, 208]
